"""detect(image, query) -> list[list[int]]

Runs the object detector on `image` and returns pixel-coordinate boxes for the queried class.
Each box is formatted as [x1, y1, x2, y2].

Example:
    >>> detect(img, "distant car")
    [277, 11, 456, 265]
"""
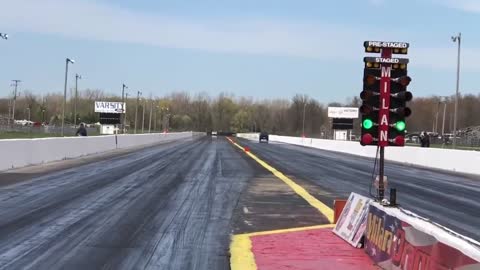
[259, 132, 269, 143]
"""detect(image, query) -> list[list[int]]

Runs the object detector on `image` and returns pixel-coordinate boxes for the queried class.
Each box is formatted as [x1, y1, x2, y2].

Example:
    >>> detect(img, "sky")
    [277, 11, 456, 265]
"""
[1, 0, 480, 103]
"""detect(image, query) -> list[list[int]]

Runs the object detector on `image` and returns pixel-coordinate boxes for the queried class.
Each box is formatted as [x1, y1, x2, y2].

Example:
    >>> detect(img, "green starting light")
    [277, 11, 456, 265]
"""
[395, 121, 406, 131]
[363, 119, 374, 129]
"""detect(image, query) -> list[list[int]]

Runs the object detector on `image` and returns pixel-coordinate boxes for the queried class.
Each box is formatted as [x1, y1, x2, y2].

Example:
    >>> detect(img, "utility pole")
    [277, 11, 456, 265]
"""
[434, 101, 440, 133]
[74, 74, 81, 128]
[135, 91, 141, 134]
[442, 100, 447, 136]
[451, 33, 461, 149]
[124, 93, 129, 133]
[122, 84, 128, 133]
[62, 58, 75, 136]
[148, 100, 153, 133]
[302, 102, 307, 137]
[8, 100, 11, 124]
[154, 106, 158, 132]
[11, 80, 21, 125]
[142, 98, 146, 133]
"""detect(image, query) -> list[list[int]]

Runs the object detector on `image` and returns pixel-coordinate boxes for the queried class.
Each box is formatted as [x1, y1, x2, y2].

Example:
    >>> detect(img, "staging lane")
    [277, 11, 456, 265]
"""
[238, 139, 480, 242]
[0, 137, 254, 270]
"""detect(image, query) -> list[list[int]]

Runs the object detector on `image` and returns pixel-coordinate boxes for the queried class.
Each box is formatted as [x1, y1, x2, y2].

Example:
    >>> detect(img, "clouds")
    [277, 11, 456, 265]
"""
[1, 0, 479, 71]
[441, 0, 480, 13]
[0, 0, 363, 59]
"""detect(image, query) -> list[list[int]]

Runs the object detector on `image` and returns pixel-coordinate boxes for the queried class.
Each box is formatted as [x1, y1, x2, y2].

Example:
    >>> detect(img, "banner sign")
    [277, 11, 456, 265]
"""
[327, 107, 359, 119]
[365, 203, 480, 269]
[333, 192, 372, 248]
[95, 101, 126, 114]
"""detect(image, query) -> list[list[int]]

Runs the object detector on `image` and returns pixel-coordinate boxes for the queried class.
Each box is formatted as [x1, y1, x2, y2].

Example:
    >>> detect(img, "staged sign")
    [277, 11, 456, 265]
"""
[95, 101, 126, 113]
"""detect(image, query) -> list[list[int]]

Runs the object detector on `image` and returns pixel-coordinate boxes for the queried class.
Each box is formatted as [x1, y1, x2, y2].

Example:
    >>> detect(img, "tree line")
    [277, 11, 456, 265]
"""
[1, 89, 479, 137]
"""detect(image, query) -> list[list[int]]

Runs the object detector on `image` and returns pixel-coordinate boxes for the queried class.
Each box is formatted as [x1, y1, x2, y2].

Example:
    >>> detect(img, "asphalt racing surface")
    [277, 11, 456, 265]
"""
[0, 137, 256, 270]
[238, 139, 480, 242]
[1, 135, 479, 270]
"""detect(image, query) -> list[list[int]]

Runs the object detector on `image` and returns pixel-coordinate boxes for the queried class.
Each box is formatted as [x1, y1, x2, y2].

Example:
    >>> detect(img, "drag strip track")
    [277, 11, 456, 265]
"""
[238, 139, 480, 242]
[0, 137, 253, 270]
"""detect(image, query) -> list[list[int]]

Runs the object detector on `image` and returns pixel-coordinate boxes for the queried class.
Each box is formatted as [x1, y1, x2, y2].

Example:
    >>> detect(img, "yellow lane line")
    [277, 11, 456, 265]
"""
[230, 234, 257, 270]
[230, 224, 336, 270]
[242, 224, 335, 237]
[227, 137, 334, 223]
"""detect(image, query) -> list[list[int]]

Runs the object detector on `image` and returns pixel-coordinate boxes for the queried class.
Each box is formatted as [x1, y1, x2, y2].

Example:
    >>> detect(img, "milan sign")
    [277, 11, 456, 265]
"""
[378, 49, 392, 147]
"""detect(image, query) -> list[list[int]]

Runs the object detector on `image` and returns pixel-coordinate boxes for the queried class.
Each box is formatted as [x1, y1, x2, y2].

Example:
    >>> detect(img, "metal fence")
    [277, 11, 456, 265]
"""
[407, 126, 480, 148]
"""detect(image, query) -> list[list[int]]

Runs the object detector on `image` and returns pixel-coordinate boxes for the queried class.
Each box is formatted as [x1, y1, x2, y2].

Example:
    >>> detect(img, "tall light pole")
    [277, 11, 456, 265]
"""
[62, 58, 75, 136]
[434, 101, 440, 133]
[142, 98, 146, 133]
[451, 33, 461, 148]
[161, 107, 169, 132]
[11, 80, 21, 125]
[135, 91, 141, 134]
[154, 105, 159, 132]
[0, 33, 8, 40]
[441, 98, 448, 139]
[148, 99, 153, 133]
[125, 93, 129, 133]
[302, 102, 307, 137]
[122, 84, 128, 133]
[74, 74, 82, 128]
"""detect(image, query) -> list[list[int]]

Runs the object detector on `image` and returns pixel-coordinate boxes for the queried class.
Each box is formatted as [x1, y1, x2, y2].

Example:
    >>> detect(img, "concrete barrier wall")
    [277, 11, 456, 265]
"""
[0, 132, 197, 171]
[237, 133, 480, 175]
[366, 202, 480, 268]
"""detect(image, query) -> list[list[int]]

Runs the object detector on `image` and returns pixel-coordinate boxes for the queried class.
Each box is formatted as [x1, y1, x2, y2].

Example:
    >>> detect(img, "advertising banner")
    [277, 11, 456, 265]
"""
[333, 192, 372, 248]
[365, 203, 480, 269]
[95, 101, 126, 113]
[327, 107, 359, 119]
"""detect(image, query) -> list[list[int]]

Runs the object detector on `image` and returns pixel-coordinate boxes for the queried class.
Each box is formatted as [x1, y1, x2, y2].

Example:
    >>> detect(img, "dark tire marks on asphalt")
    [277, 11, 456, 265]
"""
[0, 137, 253, 270]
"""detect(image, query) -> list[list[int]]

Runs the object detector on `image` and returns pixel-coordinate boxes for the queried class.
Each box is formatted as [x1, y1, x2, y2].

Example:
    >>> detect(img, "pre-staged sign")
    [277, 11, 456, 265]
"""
[365, 203, 480, 269]
[333, 192, 371, 248]
[94, 102, 126, 114]
[328, 107, 359, 119]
